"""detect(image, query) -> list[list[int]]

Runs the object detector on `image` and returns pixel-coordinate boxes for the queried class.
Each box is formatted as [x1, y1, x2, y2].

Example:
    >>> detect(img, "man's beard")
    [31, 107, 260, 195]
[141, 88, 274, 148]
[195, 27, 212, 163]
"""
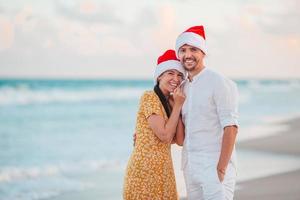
[183, 65, 195, 71]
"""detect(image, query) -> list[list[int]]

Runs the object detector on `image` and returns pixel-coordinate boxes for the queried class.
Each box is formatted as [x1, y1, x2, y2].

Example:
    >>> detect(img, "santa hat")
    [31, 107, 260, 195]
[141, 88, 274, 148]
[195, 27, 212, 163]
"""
[154, 49, 186, 84]
[175, 25, 207, 57]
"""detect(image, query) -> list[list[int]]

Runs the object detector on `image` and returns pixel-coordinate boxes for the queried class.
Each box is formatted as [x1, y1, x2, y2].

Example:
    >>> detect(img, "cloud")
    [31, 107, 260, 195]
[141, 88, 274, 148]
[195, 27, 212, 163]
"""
[55, 0, 122, 24]
[0, 16, 14, 51]
[14, 5, 33, 26]
[79, 0, 97, 14]
[0, 0, 299, 78]
[239, 0, 300, 36]
[150, 4, 178, 50]
[134, 6, 158, 28]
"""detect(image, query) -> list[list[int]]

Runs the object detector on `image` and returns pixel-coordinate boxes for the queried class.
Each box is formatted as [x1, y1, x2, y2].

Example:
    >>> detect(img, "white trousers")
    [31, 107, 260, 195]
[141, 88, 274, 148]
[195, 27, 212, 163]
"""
[183, 160, 236, 200]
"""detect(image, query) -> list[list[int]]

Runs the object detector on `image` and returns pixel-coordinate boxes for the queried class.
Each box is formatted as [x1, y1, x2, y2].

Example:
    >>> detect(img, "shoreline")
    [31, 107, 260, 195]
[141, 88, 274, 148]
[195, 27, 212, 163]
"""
[237, 117, 300, 156]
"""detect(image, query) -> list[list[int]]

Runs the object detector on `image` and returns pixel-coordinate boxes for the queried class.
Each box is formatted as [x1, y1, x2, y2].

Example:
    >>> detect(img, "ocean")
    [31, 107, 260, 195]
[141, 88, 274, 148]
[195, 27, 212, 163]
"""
[1, 79, 300, 200]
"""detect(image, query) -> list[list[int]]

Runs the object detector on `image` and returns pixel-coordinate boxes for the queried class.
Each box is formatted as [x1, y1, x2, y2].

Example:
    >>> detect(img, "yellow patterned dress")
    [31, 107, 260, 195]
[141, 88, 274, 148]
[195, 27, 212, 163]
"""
[123, 91, 178, 200]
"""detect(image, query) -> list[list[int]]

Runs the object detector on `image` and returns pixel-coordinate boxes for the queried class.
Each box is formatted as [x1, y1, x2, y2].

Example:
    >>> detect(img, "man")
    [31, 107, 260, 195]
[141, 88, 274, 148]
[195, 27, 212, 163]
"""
[175, 25, 239, 200]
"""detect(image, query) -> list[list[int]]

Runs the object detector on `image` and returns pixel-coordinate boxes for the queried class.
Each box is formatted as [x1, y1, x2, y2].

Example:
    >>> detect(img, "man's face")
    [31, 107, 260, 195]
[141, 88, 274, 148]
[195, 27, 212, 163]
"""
[177, 44, 205, 72]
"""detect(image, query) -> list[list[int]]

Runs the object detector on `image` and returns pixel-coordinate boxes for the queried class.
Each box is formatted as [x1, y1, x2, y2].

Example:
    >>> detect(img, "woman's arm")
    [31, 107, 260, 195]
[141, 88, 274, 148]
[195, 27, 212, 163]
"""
[147, 102, 182, 143]
[147, 88, 185, 144]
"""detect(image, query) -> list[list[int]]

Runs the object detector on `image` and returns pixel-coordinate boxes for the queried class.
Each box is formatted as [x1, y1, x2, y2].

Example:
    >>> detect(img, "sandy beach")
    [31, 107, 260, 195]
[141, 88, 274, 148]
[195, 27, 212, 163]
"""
[174, 117, 300, 200]
[235, 169, 300, 200]
[234, 117, 300, 199]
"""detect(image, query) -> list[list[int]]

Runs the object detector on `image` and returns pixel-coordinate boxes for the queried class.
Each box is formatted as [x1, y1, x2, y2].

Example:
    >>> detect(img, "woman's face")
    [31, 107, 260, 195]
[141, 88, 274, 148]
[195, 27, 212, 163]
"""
[158, 69, 184, 95]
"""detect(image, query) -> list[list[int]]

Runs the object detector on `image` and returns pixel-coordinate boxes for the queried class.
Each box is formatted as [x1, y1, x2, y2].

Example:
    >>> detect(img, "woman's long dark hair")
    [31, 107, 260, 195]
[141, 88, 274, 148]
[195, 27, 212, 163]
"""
[154, 83, 171, 118]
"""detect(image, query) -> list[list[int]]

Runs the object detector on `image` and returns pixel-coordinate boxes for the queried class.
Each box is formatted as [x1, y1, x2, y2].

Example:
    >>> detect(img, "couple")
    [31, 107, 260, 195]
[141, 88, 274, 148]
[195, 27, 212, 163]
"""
[123, 25, 239, 200]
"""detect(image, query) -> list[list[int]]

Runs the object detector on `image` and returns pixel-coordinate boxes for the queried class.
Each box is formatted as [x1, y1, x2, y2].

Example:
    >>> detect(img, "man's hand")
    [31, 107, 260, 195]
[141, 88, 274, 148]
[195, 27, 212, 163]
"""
[217, 125, 238, 182]
[133, 133, 137, 146]
[217, 168, 225, 182]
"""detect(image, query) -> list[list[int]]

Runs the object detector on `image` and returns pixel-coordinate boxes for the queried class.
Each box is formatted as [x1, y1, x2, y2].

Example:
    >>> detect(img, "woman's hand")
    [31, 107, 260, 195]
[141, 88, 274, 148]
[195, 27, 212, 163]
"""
[168, 95, 175, 109]
[172, 86, 185, 106]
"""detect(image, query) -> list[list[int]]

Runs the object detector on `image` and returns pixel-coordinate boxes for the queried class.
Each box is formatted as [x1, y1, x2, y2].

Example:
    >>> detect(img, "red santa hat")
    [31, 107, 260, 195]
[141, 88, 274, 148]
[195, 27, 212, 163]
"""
[154, 49, 186, 84]
[175, 25, 207, 57]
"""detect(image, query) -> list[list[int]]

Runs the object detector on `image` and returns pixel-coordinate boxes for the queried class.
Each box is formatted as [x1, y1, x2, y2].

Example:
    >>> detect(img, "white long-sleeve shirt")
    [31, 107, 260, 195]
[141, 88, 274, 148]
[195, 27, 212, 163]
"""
[181, 67, 239, 169]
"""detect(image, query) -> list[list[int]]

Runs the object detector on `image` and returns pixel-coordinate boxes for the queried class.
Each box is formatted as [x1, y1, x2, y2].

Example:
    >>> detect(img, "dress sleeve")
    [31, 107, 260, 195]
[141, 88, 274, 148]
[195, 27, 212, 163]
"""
[140, 92, 163, 119]
[213, 78, 239, 129]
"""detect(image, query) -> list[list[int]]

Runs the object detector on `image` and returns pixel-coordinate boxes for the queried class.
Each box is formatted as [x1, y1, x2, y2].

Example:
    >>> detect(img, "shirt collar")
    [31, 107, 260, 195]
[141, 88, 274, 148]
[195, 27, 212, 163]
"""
[189, 67, 207, 83]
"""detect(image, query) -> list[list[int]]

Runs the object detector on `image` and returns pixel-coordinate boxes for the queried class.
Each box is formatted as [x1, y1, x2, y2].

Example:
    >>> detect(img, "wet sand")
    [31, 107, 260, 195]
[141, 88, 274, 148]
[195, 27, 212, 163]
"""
[235, 117, 300, 200]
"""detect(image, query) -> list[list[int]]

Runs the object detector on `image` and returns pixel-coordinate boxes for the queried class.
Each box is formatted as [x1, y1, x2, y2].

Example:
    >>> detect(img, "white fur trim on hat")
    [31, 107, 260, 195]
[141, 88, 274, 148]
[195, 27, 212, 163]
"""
[175, 32, 207, 57]
[154, 60, 185, 84]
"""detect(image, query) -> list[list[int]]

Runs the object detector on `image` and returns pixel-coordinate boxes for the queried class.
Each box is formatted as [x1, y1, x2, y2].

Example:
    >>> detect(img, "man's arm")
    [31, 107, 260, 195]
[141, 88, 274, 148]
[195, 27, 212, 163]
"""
[217, 125, 238, 182]
[173, 116, 185, 146]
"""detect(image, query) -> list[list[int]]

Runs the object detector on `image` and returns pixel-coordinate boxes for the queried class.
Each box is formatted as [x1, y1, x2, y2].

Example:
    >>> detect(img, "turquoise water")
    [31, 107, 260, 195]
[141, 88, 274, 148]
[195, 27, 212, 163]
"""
[0, 79, 300, 199]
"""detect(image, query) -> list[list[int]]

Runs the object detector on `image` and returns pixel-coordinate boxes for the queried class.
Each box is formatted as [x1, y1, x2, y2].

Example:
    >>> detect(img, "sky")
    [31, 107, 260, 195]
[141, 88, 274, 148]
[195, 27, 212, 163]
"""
[0, 0, 299, 79]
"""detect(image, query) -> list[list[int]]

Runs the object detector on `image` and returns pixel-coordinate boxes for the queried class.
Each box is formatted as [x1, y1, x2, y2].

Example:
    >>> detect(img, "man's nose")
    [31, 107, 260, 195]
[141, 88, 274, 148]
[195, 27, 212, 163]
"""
[184, 50, 192, 58]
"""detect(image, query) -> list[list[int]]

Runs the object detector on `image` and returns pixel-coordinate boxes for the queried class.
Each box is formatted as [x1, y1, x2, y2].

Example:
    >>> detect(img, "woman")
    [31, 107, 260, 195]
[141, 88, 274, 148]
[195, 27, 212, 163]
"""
[123, 49, 186, 199]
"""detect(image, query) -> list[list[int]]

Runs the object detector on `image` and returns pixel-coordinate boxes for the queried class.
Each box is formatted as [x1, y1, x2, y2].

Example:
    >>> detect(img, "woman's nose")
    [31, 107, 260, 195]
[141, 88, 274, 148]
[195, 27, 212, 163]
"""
[173, 74, 180, 83]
